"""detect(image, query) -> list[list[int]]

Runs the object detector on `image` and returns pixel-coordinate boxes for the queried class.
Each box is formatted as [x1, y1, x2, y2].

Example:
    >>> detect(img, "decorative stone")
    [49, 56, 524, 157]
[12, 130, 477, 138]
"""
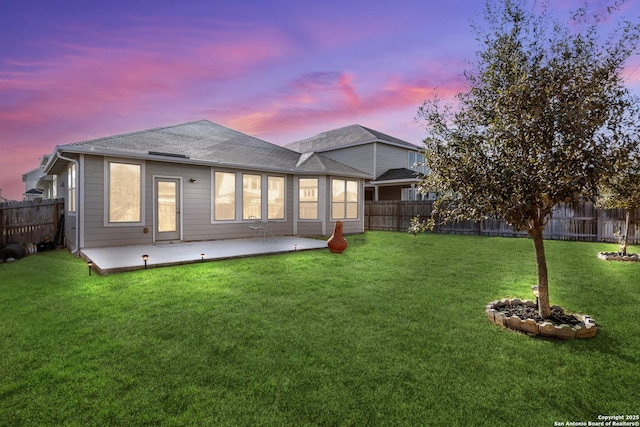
[6, 257, 15, 263]
[486, 298, 597, 339]
[574, 323, 597, 339]
[486, 308, 496, 323]
[521, 318, 540, 335]
[553, 324, 576, 340]
[538, 321, 556, 337]
[494, 311, 507, 327]
[507, 315, 523, 331]
[598, 251, 639, 262]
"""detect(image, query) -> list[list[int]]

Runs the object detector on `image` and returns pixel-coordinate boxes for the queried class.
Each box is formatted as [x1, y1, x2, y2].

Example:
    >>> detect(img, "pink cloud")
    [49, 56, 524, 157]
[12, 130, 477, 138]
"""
[0, 20, 298, 200]
[220, 69, 467, 142]
[0, 20, 295, 128]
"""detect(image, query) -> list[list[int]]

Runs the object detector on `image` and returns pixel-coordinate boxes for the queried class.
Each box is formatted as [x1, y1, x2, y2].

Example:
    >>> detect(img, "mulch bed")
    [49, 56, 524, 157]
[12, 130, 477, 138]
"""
[494, 303, 581, 327]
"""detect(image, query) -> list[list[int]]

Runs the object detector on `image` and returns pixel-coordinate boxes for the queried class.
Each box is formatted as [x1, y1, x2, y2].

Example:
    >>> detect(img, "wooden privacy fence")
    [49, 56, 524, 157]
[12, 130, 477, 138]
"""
[365, 200, 640, 244]
[0, 199, 65, 246]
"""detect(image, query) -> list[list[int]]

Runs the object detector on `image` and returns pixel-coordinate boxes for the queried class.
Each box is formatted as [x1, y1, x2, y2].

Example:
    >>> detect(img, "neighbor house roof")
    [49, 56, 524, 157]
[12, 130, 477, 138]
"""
[44, 120, 370, 178]
[370, 168, 421, 185]
[284, 124, 419, 153]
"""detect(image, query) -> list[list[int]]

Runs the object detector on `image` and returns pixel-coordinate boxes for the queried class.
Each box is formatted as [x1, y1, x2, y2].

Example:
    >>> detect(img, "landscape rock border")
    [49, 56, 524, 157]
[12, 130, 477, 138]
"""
[597, 252, 639, 262]
[486, 298, 598, 339]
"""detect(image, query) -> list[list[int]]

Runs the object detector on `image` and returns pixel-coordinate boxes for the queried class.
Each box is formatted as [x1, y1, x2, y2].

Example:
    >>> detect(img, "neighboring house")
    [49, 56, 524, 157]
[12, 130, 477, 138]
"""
[21, 167, 44, 201]
[285, 124, 428, 201]
[36, 155, 58, 200]
[41, 120, 370, 253]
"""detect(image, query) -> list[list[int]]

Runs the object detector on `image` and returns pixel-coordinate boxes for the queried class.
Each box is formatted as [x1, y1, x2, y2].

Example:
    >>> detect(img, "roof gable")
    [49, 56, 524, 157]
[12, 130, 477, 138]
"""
[285, 124, 419, 153]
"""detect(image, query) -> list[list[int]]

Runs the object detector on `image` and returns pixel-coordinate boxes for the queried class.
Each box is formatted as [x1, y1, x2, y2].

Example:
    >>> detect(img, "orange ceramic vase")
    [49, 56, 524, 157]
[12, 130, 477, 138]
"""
[327, 221, 348, 253]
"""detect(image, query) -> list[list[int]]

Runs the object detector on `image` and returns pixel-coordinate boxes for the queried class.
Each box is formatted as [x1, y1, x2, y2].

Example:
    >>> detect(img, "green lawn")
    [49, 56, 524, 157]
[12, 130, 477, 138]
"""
[1, 232, 638, 426]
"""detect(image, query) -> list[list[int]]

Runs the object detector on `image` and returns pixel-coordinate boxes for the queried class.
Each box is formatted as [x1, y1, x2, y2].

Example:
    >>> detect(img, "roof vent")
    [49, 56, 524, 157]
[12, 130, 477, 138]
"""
[148, 151, 190, 159]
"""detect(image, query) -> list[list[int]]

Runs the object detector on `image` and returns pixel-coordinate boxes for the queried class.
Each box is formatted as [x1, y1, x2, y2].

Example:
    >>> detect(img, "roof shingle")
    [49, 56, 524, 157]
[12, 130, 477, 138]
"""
[285, 124, 419, 153]
[52, 120, 370, 178]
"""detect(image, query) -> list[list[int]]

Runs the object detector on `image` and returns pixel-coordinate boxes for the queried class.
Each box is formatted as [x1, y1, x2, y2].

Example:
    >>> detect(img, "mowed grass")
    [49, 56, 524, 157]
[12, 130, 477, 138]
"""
[0, 232, 638, 426]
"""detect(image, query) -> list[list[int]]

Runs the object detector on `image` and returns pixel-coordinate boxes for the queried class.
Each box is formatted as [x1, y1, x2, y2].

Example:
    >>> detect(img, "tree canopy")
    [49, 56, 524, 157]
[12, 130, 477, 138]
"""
[416, 0, 640, 317]
[596, 149, 640, 254]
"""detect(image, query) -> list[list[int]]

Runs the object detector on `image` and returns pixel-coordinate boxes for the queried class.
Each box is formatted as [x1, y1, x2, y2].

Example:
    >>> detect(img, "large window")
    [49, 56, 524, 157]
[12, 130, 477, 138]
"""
[67, 164, 76, 214]
[299, 178, 318, 220]
[214, 171, 236, 221]
[268, 176, 285, 220]
[332, 179, 358, 220]
[108, 162, 141, 223]
[243, 174, 262, 220]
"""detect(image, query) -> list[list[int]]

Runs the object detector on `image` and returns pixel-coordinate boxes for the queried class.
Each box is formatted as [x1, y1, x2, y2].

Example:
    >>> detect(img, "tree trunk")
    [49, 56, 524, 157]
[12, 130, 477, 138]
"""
[622, 209, 631, 256]
[530, 227, 551, 318]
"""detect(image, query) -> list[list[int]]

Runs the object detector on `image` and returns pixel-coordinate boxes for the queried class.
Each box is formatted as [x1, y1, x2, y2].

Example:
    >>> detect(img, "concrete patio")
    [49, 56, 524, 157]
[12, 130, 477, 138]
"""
[81, 236, 329, 274]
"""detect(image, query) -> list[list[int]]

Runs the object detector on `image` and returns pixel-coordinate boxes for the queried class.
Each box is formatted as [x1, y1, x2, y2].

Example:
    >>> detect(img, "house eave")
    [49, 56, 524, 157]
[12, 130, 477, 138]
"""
[369, 177, 420, 186]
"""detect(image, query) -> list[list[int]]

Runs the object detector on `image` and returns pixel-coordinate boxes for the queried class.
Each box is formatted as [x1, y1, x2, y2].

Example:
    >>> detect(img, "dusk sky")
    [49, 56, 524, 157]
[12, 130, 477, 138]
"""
[2, 0, 640, 201]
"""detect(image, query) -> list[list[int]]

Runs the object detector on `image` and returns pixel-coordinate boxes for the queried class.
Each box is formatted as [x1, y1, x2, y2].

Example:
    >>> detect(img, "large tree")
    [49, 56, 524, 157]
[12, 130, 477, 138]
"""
[416, 0, 640, 318]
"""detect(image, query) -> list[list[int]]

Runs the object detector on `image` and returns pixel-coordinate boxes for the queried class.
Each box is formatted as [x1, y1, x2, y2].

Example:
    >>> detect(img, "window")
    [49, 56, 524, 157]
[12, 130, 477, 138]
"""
[409, 151, 427, 175]
[67, 164, 76, 213]
[268, 176, 285, 220]
[299, 178, 318, 220]
[108, 162, 141, 223]
[332, 179, 358, 220]
[214, 171, 235, 221]
[243, 174, 261, 220]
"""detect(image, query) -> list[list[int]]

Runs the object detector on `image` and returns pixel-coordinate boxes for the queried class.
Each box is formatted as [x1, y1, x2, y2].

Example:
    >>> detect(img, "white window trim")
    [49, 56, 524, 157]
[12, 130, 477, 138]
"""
[267, 175, 287, 221]
[211, 169, 239, 223]
[67, 163, 77, 215]
[211, 170, 288, 223]
[331, 177, 360, 221]
[152, 174, 183, 242]
[298, 177, 319, 221]
[242, 173, 262, 221]
[103, 158, 146, 227]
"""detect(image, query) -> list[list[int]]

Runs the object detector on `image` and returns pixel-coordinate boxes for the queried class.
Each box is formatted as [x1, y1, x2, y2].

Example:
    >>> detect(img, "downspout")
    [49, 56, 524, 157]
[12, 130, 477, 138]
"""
[57, 153, 80, 255]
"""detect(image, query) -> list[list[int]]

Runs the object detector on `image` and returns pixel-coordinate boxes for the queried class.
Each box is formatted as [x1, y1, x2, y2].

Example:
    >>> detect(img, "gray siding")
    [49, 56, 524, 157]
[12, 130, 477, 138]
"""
[374, 144, 414, 178]
[82, 155, 151, 248]
[296, 222, 324, 236]
[322, 145, 374, 176]
[319, 142, 418, 179]
[79, 155, 305, 248]
[66, 154, 365, 249]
